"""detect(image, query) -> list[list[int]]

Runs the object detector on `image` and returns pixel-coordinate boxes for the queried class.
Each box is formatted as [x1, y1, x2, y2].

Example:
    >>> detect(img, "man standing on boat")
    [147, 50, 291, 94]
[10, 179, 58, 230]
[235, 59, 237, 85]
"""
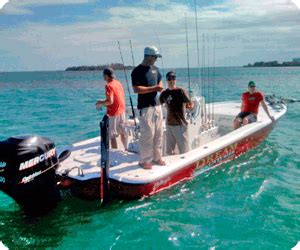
[234, 81, 275, 129]
[95, 67, 127, 150]
[160, 71, 193, 155]
[131, 46, 165, 169]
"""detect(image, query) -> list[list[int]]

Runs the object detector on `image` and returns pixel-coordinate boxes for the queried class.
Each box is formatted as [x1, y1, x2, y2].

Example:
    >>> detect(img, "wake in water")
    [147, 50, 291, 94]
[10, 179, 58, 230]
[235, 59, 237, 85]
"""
[251, 179, 269, 200]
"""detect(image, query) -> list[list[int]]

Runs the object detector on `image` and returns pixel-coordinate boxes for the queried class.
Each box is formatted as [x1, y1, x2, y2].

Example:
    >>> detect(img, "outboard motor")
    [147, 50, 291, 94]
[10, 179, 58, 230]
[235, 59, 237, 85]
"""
[0, 136, 61, 214]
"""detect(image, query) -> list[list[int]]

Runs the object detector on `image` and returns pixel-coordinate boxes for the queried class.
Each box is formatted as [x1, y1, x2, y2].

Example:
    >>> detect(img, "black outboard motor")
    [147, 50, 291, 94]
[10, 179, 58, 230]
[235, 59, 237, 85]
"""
[0, 136, 61, 214]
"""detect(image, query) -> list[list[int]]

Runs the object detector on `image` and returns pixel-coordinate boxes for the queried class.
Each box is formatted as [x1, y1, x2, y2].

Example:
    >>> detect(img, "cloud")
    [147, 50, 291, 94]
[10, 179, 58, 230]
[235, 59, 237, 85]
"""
[1, 0, 93, 15]
[291, 0, 300, 8]
[0, 0, 300, 71]
[0, 0, 9, 10]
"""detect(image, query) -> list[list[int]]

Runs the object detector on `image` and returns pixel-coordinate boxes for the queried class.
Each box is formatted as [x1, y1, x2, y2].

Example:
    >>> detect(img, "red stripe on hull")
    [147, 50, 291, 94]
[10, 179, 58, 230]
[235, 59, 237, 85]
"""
[60, 123, 274, 200]
[110, 123, 274, 200]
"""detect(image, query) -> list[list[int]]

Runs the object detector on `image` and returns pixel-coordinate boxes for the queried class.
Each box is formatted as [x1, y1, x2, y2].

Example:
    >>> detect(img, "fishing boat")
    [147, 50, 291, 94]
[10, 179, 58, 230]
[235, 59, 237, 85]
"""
[56, 95, 287, 200]
[0, 94, 287, 213]
[0, 2, 288, 213]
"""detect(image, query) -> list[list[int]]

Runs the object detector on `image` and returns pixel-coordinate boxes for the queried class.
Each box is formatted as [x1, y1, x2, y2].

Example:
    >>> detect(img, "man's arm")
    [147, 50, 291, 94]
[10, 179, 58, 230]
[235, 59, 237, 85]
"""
[182, 89, 194, 109]
[184, 96, 194, 109]
[240, 93, 246, 112]
[133, 80, 164, 94]
[159, 90, 165, 104]
[95, 92, 113, 107]
[240, 102, 244, 112]
[261, 100, 275, 122]
[133, 84, 163, 94]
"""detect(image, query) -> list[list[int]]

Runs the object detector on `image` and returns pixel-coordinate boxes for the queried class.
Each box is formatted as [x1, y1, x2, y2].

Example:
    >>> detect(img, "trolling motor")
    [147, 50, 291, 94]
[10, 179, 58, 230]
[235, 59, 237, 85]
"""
[0, 136, 69, 214]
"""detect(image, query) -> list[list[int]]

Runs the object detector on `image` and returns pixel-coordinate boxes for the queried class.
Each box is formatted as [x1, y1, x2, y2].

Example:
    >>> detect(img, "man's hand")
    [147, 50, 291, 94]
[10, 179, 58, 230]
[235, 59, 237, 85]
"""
[155, 85, 164, 92]
[186, 102, 194, 109]
[95, 100, 102, 110]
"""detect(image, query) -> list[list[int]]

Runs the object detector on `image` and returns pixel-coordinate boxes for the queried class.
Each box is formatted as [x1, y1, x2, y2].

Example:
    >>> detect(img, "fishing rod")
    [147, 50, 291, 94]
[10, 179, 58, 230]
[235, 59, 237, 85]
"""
[212, 34, 216, 124]
[207, 34, 210, 125]
[201, 33, 205, 102]
[201, 33, 206, 129]
[201, 34, 207, 129]
[82, 91, 97, 100]
[283, 98, 300, 103]
[184, 13, 192, 96]
[194, 0, 201, 96]
[75, 89, 103, 110]
[129, 40, 135, 67]
[156, 35, 165, 78]
[117, 41, 137, 127]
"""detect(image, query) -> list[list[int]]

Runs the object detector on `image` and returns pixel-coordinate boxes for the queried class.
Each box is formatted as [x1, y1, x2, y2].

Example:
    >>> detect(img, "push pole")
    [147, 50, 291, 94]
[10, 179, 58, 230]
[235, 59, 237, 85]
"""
[100, 115, 110, 205]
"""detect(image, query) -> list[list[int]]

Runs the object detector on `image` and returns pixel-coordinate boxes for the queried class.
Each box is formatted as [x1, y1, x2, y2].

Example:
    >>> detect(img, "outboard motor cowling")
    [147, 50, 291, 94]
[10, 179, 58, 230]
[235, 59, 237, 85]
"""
[0, 136, 61, 214]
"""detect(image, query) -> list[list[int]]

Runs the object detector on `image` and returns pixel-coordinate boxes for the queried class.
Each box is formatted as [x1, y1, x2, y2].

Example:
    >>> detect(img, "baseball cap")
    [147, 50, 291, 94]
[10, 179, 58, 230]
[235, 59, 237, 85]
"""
[144, 46, 162, 58]
[166, 71, 176, 79]
[103, 67, 115, 78]
[248, 81, 256, 87]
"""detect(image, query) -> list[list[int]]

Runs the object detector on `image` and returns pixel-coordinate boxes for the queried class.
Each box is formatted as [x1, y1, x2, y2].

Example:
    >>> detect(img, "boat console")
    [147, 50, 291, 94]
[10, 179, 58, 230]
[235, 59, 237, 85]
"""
[125, 96, 220, 154]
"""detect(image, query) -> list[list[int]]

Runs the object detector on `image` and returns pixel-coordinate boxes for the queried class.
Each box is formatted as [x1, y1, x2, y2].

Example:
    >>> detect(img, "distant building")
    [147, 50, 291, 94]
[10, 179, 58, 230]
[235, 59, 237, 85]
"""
[293, 58, 300, 63]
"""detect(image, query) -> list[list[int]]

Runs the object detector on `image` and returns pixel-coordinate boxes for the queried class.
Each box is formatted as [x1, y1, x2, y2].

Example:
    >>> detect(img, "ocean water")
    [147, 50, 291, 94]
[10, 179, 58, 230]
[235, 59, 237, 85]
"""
[0, 67, 299, 249]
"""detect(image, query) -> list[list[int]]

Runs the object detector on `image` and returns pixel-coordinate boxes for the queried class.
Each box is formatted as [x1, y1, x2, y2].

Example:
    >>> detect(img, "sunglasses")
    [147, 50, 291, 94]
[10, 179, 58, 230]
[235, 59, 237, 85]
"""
[167, 77, 176, 81]
[249, 86, 256, 88]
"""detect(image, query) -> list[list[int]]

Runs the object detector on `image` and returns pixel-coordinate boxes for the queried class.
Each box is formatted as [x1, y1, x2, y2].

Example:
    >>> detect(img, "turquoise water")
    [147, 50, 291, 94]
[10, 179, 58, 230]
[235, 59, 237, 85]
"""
[0, 67, 299, 249]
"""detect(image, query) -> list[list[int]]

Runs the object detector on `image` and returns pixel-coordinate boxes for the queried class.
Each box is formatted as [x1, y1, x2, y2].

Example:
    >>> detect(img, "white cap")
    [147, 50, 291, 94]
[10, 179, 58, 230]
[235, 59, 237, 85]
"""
[144, 46, 162, 58]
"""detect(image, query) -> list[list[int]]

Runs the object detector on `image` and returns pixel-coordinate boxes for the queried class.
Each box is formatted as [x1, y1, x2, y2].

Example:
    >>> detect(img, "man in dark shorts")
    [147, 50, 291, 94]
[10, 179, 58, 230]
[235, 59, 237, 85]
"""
[160, 71, 193, 155]
[234, 81, 274, 129]
[131, 46, 165, 169]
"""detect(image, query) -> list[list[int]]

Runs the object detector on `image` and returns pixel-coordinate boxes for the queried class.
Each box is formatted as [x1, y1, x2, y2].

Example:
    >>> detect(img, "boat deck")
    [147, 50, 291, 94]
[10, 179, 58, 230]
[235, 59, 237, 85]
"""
[57, 101, 287, 185]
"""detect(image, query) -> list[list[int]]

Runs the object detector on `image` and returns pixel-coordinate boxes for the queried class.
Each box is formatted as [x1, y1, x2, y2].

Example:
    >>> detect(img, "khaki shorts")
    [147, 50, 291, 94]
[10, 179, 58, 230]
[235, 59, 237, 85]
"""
[109, 114, 125, 139]
[166, 124, 189, 155]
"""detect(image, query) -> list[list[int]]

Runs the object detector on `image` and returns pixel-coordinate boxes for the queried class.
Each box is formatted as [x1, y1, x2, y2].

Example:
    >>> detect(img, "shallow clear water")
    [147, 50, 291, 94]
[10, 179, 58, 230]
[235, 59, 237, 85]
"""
[0, 67, 299, 249]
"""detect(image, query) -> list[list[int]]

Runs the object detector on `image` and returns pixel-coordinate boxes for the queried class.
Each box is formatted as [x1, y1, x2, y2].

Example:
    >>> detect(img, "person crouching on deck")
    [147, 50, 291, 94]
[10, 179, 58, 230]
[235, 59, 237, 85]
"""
[131, 46, 166, 169]
[160, 71, 193, 155]
[95, 67, 127, 150]
[234, 81, 274, 130]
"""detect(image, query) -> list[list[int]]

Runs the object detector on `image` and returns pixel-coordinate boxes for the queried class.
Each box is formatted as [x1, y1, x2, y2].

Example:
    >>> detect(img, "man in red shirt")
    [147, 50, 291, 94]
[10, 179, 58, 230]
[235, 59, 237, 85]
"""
[95, 68, 127, 149]
[234, 81, 274, 129]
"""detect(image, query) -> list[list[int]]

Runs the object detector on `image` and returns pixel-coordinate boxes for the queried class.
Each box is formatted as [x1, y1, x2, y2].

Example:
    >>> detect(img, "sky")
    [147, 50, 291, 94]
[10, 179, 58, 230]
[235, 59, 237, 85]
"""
[0, 0, 300, 72]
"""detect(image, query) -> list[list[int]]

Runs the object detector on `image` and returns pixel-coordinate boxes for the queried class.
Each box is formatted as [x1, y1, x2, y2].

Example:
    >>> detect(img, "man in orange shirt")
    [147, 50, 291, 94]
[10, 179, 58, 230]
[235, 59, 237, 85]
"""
[96, 67, 127, 149]
[234, 81, 274, 129]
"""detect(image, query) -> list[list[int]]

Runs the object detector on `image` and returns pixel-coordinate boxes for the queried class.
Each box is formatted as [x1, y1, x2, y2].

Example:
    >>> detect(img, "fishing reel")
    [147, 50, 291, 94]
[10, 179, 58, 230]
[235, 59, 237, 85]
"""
[265, 94, 287, 111]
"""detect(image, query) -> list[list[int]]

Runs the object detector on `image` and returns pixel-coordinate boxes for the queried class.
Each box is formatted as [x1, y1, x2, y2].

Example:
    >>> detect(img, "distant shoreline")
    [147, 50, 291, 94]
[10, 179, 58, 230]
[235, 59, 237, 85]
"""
[65, 63, 134, 71]
[244, 60, 300, 67]
[2, 65, 300, 73]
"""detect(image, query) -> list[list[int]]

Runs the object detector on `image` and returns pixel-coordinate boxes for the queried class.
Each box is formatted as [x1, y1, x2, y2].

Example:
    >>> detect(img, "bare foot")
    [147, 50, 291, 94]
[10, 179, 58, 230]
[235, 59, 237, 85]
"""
[152, 159, 166, 166]
[139, 162, 153, 170]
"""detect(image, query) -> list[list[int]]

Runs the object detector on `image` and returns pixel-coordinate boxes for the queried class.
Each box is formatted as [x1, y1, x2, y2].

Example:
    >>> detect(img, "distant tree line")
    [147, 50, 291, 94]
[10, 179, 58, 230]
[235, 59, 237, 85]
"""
[244, 60, 300, 67]
[65, 63, 134, 71]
